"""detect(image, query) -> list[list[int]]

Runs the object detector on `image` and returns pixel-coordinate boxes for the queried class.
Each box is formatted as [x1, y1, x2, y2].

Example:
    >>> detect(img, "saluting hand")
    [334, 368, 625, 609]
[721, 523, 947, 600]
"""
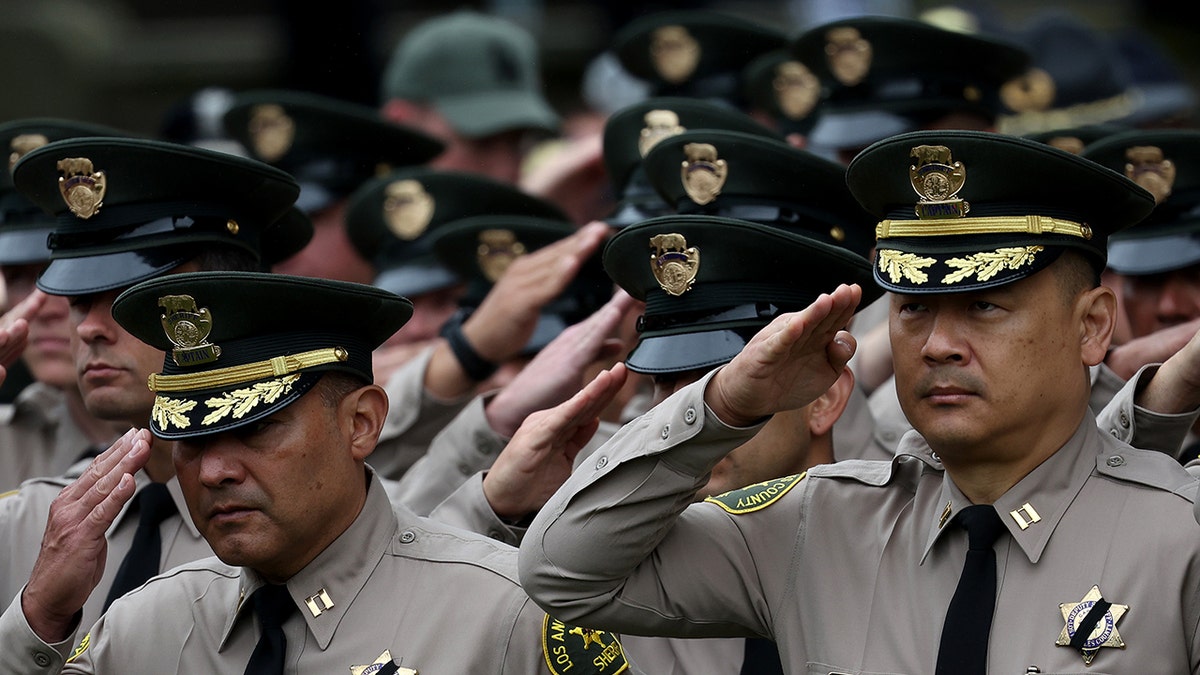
[0, 289, 46, 379]
[483, 363, 628, 521]
[705, 284, 861, 427]
[22, 428, 151, 644]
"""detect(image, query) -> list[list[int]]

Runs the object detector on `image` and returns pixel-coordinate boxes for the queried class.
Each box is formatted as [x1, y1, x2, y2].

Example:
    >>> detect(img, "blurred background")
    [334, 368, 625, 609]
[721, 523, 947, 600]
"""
[3, 0, 1198, 136]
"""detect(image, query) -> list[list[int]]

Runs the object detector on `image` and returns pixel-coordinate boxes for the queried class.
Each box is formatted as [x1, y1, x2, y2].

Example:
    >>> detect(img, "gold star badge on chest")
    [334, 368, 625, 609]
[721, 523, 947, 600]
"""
[1055, 585, 1128, 665]
[349, 650, 417, 675]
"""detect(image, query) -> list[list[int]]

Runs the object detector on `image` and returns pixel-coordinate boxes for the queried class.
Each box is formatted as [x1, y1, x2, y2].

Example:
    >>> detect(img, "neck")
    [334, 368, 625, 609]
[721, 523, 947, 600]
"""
[64, 387, 128, 446]
[939, 426, 1075, 505]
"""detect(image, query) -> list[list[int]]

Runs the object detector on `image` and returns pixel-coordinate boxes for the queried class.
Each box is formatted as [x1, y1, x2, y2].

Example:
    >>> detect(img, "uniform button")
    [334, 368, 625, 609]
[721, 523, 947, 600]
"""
[595, 456, 608, 469]
[399, 530, 416, 543]
[34, 652, 51, 667]
[882, 431, 897, 443]
[1107, 455, 1126, 467]
[930, 452, 941, 463]
[1119, 411, 1130, 428]
[684, 407, 696, 424]
[1110, 428, 1120, 438]
[456, 463, 470, 474]
[661, 424, 671, 439]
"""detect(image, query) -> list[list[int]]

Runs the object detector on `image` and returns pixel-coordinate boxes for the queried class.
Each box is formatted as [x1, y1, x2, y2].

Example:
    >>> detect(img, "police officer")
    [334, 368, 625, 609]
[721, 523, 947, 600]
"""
[0, 136, 309, 643]
[518, 130, 1200, 673]
[2, 270, 627, 675]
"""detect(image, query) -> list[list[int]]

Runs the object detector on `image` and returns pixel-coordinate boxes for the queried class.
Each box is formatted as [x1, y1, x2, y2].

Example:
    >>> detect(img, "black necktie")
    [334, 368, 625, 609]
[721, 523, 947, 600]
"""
[935, 505, 1007, 675]
[740, 637, 785, 675]
[103, 482, 176, 611]
[244, 584, 296, 675]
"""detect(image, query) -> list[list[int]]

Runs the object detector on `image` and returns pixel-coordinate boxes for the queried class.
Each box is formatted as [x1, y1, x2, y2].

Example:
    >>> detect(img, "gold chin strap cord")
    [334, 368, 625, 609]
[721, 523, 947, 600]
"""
[876, 215, 1092, 241]
[147, 347, 348, 392]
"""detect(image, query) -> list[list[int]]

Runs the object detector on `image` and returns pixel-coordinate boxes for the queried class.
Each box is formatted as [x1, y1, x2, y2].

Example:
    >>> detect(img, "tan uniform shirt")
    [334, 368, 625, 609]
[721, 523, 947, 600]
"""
[0, 471, 208, 644]
[0, 383, 97, 493]
[3, 471, 631, 675]
[520, 371, 1200, 674]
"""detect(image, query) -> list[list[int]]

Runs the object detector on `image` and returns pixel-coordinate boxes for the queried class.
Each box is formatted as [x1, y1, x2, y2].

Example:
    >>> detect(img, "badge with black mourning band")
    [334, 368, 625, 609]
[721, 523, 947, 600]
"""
[541, 614, 629, 675]
[346, 167, 566, 299]
[1055, 585, 1128, 665]
[12, 137, 305, 297]
[641, 128, 876, 258]
[111, 271, 412, 439]
[601, 97, 782, 229]
[1082, 129, 1200, 276]
[845, 130, 1155, 294]
[604, 215, 878, 375]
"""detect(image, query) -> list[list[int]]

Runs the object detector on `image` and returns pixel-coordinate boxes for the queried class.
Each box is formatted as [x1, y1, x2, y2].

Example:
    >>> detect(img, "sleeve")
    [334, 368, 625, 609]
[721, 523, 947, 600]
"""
[369, 345, 475, 481]
[519, 369, 779, 639]
[427, 472, 524, 546]
[385, 394, 508, 515]
[0, 591, 77, 674]
[1097, 364, 1200, 459]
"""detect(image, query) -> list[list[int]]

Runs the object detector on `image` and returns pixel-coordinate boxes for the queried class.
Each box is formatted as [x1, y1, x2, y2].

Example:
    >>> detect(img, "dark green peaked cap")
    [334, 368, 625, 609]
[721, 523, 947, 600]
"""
[1082, 129, 1200, 275]
[0, 118, 134, 265]
[741, 49, 822, 137]
[847, 130, 1154, 293]
[642, 129, 875, 257]
[604, 214, 878, 375]
[13, 137, 305, 296]
[223, 89, 444, 213]
[112, 271, 412, 439]
[345, 168, 566, 297]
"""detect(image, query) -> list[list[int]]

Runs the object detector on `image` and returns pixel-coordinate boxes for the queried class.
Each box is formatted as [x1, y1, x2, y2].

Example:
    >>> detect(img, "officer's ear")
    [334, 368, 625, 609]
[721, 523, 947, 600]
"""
[1077, 285, 1117, 368]
[338, 384, 389, 461]
[807, 367, 854, 437]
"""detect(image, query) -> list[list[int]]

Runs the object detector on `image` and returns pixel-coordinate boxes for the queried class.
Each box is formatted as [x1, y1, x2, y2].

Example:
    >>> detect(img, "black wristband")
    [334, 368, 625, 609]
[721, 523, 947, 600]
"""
[445, 322, 499, 381]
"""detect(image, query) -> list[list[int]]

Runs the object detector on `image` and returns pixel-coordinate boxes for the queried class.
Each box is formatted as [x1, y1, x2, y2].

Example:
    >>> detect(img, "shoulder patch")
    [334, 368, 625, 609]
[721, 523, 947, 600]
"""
[704, 472, 805, 514]
[0, 489, 17, 500]
[66, 632, 91, 663]
[542, 614, 628, 675]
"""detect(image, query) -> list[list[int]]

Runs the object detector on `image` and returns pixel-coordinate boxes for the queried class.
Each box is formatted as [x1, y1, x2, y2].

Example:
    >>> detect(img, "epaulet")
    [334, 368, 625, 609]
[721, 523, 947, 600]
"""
[4, 474, 74, 500]
[1096, 445, 1199, 500]
[810, 454, 933, 487]
[704, 473, 805, 515]
[542, 614, 629, 675]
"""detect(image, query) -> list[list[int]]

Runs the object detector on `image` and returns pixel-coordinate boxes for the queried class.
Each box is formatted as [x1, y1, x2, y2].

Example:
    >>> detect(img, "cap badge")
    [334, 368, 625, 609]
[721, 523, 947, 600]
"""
[680, 143, 726, 206]
[774, 61, 820, 120]
[159, 294, 222, 367]
[649, 232, 699, 296]
[1055, 585, 1128, 665]
[56, 157, 106, 220]
[910, 145, 969, 219]
[1000, 68, 1056, 113]
[383, 179, 435, 240]
[1124, 145, 1175, 205]
[824, 27, 872, 86]
[247, 104, 294, 163]
[477, 229, 527, 282]
[9, 133, 48, 174]
[350, 650, 416, 675]
[650, 25, 700, 84]
[639, 110, 686, 157]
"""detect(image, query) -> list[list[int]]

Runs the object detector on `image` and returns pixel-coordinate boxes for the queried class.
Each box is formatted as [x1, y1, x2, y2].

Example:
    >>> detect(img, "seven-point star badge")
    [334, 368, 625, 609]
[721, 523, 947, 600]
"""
[1055, 585, 1128, 665]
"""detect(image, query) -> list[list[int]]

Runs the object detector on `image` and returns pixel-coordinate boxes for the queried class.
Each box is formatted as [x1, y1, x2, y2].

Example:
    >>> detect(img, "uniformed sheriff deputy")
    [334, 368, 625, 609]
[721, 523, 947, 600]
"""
[517, 130, 1200, 673]
[2, 271, 628, 675]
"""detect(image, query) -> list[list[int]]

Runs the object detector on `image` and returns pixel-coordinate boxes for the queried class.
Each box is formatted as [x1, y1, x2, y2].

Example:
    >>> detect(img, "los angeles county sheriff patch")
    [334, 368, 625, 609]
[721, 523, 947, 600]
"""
[542, 614, 628, 675]
[704, 472, 806, 514]
[66, 632, 91, 663]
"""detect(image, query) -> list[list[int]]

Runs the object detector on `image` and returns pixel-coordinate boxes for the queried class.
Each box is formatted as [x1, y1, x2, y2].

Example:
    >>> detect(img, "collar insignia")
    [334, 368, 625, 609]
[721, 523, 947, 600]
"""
[680, 142, 726, 206]
[159, 295, 221, 367]
[639, 109, 685, 157]
[1000, 67, 1056, 113]
[650, 25, 700, 84]
[1124, 145, 1175, 205]
[248, 104, 295, 162]
[477, 229, 527, 282]
[56, 157, 106, 219]
[910, 145, 969, 219]
[649, 232, 699, 296]
[383, 179, 435, 240]
[774, 61, 820, 120]
[304, 588, 334, 618]
[350, 650, 417, 675]
[824, 27, 872, 86]
[1056, 585, 1128, 665]
[9, 133, 48, 174]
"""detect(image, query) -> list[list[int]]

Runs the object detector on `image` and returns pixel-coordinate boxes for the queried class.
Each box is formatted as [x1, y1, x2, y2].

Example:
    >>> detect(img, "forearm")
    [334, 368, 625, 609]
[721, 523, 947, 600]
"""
[1100, 364, 1200, 458]
[0, 591, 72, 674]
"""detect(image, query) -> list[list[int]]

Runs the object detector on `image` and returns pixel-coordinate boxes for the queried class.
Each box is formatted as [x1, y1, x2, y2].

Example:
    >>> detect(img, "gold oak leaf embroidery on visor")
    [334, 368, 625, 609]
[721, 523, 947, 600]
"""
[942, 245, 1043, 284]
[152, 396, 198, 430]
[878, 249, 936, 284]
[201, 374, 301, 426]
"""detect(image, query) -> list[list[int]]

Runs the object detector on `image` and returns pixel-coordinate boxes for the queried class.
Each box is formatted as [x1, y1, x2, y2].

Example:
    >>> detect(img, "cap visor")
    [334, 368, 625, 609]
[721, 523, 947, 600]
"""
[0, 228, 53, 265]
[373, 262, 461, 298]
[437, 91, 561, 138]
[626, 329, 750, 375]
[38, 248, 188, 296]
[807, 110, 917, 150]
[1107, 233, 1200, 275]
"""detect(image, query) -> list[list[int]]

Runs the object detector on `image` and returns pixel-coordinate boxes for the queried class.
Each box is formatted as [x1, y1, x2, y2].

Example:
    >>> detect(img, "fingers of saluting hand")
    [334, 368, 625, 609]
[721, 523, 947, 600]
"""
[752, 284, 861, 365]
[58, 428, 152, 523]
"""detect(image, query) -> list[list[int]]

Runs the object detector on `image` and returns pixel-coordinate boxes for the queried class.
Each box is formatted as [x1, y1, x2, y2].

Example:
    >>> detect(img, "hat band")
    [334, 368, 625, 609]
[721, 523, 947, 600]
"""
[875, 215, 1091, 241]
[148, 346, 348, 393]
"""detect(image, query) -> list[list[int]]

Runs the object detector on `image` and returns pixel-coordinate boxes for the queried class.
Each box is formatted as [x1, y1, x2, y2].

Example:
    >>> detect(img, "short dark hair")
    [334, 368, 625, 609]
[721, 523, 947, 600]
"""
[192, 244, 262, 273]
[1053, 249, 1101, 302]
[315, 371, 370, 408]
